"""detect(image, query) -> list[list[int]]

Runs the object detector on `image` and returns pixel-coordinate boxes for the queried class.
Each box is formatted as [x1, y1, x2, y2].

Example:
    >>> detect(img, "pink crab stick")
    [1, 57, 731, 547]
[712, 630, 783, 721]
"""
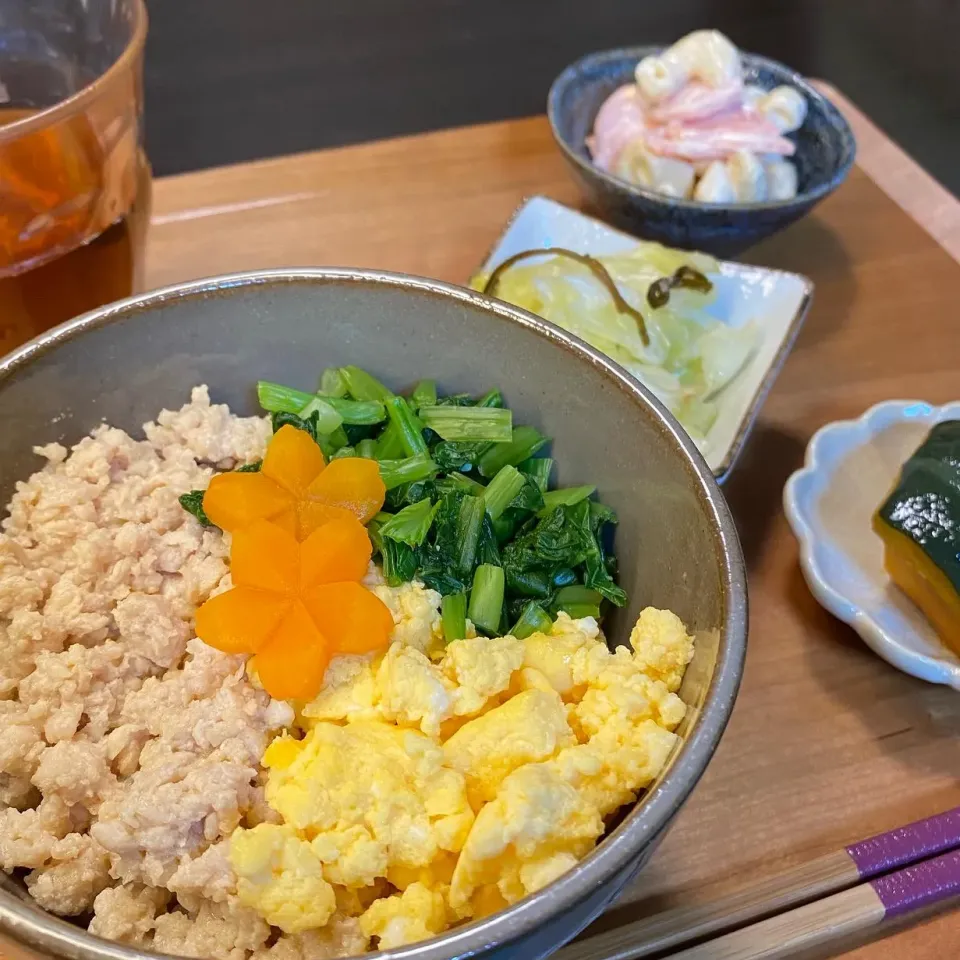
[642, 113, 795, 163]
[587, 84, 646, 171]
[650, 79, 743, 124]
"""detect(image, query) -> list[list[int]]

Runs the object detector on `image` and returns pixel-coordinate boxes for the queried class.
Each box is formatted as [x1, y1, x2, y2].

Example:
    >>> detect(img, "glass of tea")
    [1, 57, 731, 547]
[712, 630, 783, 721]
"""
[0, 0, 150, 354]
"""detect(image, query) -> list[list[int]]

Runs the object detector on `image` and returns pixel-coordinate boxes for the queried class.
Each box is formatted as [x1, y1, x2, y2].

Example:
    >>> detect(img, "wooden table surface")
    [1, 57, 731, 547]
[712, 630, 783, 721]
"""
[146, 88, 960, 959]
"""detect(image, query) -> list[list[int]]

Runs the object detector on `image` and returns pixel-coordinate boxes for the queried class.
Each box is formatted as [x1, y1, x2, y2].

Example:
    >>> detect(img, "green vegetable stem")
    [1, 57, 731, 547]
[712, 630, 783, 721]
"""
[509, 601, 553, 640]
[377, 454, 438, 490]
[441, 592, 467, 643]
[340, 366, 393, 402]
[482, 465, 526, 520]
[469, 564, 505, 636]
[455, 496, 485, 576]
[319, 367, 349, 398]
[538, 485, 596, 517]
[477, 426, 548, 478]
[385, 396, 429, 457]
[411, 380, 438, 410]
[418, 405, 512, 442]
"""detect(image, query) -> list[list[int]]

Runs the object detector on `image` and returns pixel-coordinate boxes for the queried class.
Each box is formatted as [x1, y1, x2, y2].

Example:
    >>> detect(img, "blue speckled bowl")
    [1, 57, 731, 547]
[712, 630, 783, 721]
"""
[548, 46, 856, 256]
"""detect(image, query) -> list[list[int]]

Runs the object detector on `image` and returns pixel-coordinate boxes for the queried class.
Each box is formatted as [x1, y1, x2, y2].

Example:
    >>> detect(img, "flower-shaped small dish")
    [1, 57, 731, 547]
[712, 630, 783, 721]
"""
[784, 400, 960, 689]
[547, 46, 856, 257]
[474, 196, 813, 481]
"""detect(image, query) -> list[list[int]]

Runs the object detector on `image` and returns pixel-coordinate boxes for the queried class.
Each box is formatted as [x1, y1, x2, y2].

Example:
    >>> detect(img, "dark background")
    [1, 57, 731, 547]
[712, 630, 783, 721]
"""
[143, 0, 959, 194]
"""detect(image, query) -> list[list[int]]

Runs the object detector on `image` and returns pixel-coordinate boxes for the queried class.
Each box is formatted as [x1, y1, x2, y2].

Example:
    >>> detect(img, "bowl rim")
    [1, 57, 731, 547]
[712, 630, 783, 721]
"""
[0, 268, 748, 960]
[547, 45, 857, 214]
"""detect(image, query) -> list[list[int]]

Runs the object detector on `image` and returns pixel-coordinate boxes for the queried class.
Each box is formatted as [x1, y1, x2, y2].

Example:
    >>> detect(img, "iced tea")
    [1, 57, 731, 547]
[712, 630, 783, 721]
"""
[0, 0, 150, 354]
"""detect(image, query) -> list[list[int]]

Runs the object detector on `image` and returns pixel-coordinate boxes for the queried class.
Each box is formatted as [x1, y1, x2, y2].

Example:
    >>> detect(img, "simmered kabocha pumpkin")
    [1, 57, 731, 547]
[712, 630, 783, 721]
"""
[873, 420, 960, 654]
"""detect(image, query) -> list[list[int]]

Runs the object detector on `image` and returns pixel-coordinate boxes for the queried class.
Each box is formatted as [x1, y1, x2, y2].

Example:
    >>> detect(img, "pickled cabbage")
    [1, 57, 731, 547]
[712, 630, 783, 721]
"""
[470, 243, 758, 453]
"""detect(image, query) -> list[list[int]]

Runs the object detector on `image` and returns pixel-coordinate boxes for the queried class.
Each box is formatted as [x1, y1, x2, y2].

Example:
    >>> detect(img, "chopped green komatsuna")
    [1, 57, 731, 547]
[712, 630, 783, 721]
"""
[455, 496, 485, 577]
[436, 392, 474, 407]
[518, 457, 553, 492]
[482, 465, 526, 520]
[297, 396, 344, 434]
[316, 425, 350, 459]
[504, 568, 553, 599]
[538, 485, 596, 517]
[411, 379, 438, 410]
[257, 380, 314, 415]
[374, 421, 405, 460]
[378, 498, 440, 547]
[477, 514, 501, 567]
[477, 425, 548, 478]
[271, 410, 321, 444]
[258, 381, 344, 434]
[235, 460, 262, 473]
[502, 501, 593, 576]
[340, 366, 393, 402]
[322, 397, 387, 425]
[378, 454, 438, 490]
[582, 501, 628, 606]
[477, 388, 503, 408]
[418, 405, 512, 442]
[441, 592, 467, 643]
[445, 472, 485, 495]
[506, 475, 544, 514]
[551, 585, 604, 620]
[319, 367, 349, 398]
[370, 519, 419, 586]
[331, 445, 356, 460]
[469, 564, 506, 635]
[356, 438, 378, 459]
[179, 490, 213, 527]
[385, 396, 428, 457]
[510, 601, 553, 640]
[431, 440, 492, 472]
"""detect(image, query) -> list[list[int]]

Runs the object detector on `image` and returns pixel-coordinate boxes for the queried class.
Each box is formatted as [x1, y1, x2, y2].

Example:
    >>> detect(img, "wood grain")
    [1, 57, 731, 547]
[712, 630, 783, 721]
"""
[668, 884, 886, 960]
[144, 105, 960, 960]
[555, 851, 861, 960]
[813, 83, 960, 262]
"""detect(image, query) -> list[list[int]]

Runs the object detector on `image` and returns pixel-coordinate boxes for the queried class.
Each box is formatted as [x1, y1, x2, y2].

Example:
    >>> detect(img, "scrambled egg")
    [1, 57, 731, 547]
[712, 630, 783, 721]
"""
[230, 580, 694, 951]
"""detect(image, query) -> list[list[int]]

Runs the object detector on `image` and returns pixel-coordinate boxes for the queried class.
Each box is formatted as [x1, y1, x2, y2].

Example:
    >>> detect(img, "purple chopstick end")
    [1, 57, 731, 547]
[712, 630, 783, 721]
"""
[871, 849, 960, 919]
[846, 807, 960, 877]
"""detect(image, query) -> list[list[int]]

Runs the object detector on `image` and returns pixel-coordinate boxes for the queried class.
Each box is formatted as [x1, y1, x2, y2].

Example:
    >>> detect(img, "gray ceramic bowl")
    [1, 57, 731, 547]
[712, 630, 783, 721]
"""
[0, 269, 747, 960]
[548, 46, 857, 256]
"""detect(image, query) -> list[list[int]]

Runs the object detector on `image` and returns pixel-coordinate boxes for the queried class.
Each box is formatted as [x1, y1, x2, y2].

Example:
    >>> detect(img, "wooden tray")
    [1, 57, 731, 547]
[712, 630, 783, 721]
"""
[147, 86, 960, 959]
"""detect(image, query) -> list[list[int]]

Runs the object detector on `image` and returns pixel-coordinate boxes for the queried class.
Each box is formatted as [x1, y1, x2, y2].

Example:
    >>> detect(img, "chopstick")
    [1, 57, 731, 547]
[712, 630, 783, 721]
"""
[667, 847, 960, 959]
[555, 807, 960, 960]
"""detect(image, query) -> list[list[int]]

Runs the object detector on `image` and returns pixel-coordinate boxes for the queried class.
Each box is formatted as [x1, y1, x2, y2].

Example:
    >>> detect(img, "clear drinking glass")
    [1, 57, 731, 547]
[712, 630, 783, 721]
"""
[0, 0, 150, 353]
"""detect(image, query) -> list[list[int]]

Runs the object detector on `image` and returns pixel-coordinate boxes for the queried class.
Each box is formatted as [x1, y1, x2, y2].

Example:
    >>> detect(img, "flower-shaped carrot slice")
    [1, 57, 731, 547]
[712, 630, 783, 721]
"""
[202, 471, 293, 533]
[195, 588, 290, 655]
[305, 458, 385, 525]
[303, 582, 395, 655]
[194, 515, 393, 701]
[300, 515, 372, 587]
[251, 603, 331, 701]
[262, 422, 326, 496]
[201, 425, 385, 540]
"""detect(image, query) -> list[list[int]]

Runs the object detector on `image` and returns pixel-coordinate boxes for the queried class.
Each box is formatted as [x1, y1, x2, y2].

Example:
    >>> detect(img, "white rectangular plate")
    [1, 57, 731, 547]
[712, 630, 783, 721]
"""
[473, 196, 814, 480]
